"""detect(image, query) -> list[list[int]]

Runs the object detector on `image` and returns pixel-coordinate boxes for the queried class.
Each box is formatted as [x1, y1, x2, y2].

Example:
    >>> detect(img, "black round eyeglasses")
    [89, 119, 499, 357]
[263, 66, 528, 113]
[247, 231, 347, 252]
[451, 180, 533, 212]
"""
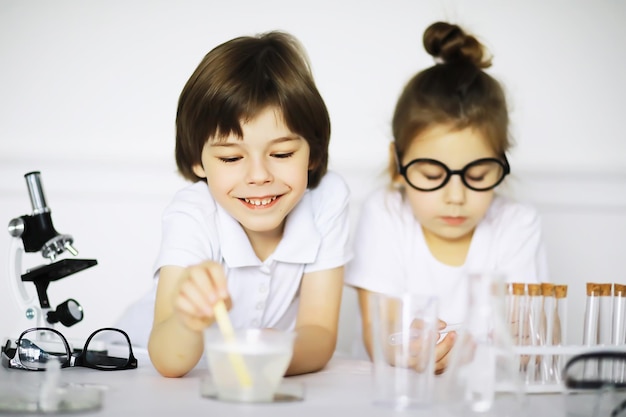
[1, 327, 137, 371]
[397, 154, 510, 192]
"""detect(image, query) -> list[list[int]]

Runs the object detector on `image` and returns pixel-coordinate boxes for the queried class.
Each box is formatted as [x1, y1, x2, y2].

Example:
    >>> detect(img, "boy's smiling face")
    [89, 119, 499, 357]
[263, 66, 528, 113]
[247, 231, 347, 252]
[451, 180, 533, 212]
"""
[193, 106, 310, 243]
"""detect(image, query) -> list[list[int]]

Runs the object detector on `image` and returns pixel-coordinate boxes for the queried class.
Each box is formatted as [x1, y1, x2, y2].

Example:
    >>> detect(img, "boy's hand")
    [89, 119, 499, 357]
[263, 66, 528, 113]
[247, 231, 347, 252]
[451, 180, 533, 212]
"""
[173, 260, 231, 332]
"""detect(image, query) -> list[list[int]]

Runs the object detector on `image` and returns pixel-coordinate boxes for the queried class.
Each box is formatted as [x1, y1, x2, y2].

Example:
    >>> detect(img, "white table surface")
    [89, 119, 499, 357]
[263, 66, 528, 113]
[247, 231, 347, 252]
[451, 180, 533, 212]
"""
[0, 350, 613, 417]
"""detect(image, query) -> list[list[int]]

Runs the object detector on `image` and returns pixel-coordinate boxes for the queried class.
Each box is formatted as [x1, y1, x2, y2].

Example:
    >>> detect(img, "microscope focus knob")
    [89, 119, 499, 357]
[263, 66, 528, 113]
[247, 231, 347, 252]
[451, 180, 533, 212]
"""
[8, 217, 25, 237]
[47, 298, 84, 327]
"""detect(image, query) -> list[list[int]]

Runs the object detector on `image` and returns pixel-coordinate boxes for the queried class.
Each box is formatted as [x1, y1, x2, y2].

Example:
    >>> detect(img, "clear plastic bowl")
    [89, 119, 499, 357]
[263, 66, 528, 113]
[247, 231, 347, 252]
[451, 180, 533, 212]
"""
[203, 328, 296, 402]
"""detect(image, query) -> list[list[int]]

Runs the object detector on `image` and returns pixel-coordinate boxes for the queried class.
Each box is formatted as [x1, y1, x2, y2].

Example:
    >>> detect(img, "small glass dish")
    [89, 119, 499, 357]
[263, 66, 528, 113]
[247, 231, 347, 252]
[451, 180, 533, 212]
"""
[0, 383, 103, 414]
[199, 375, 304, 403]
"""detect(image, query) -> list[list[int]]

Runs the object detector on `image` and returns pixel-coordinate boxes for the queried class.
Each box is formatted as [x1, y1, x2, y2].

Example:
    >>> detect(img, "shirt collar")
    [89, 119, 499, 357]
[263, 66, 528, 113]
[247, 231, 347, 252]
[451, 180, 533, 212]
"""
[216, 203, 261, 268]
[273, 193, 320, 264]
[216, 192, 320, 267]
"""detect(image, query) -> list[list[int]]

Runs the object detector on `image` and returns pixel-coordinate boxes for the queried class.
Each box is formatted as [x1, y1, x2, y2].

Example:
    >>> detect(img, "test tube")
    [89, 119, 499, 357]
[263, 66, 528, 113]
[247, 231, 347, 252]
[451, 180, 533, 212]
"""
[505, 282, 513, 329]
[613, 284, 626, 345]
[540, 283, 555, 346]
[551, 285, 568, 383]
[613, 284, 626, 383]
[599, 283, 614, 380]
[582, 283, 601, 380]
[526, 283, 543, 383]
[510, 283, 526, 346]
[539, 283, 555, 382]
[583, 283, 601, 346]
[598, 283, 614, 346]
[553, 285, 568, 346]
[509, 283, 526, 377]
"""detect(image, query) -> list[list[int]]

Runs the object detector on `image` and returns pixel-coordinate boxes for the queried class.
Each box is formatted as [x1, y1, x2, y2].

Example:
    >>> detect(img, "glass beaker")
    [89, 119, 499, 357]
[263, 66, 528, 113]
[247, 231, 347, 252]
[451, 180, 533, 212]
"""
[368, 293, 439, 410]
[436, 272, 524, 416]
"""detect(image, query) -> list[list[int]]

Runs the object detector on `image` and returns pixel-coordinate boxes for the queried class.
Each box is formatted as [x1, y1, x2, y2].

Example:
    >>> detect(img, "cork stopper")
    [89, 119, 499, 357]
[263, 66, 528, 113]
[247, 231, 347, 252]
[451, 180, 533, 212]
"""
[541, 282, 554, 296]
[512, 283, 525, 296]
[527, 283, 541, 296]
[599, 283, 613, 296]
[615, 284, 626, 297]
[554, 285, 568, 299]
[586, 282, 601, 296]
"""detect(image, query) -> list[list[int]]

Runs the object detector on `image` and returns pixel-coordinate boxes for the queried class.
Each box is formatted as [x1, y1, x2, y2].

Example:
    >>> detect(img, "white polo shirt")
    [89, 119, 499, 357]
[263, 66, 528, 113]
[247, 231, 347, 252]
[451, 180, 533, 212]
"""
[345, 187, 549, 326]
[117, 171, 351, 348]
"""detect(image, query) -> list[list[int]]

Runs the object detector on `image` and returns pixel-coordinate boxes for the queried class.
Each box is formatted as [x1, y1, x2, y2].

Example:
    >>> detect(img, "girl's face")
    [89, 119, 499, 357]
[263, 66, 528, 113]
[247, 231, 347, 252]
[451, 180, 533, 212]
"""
[397, 125, 498, 246]
[193, 106, 310, 242]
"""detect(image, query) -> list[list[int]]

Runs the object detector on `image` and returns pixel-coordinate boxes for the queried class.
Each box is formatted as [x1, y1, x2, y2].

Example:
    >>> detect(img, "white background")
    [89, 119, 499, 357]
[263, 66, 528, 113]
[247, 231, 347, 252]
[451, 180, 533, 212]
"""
[1, 0, 625, 353]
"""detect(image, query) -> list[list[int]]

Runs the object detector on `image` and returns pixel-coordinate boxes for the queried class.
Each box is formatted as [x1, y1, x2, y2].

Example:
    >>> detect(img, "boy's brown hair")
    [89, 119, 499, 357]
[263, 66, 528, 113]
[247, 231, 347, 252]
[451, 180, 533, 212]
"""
[175, 31, 330, 189]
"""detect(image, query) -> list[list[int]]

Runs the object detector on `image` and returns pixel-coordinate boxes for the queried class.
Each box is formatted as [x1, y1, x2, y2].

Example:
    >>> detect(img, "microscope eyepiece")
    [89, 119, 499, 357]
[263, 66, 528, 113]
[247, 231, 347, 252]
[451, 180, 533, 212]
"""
[24, 171, 50, 215]
[13, 171, 67, 257]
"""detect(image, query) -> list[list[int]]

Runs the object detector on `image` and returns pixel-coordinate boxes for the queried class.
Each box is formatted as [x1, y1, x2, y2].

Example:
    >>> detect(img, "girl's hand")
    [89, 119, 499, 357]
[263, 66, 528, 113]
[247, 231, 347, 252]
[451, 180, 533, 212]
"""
[434, 330, 457, 374]
[172, 260, 231, 332]
[386, 318, 446, 372]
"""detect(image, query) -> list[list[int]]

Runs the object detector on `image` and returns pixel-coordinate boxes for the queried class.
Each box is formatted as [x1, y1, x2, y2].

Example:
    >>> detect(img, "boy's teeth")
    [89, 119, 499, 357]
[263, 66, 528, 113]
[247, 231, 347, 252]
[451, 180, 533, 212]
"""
[244, 196, 277, 206]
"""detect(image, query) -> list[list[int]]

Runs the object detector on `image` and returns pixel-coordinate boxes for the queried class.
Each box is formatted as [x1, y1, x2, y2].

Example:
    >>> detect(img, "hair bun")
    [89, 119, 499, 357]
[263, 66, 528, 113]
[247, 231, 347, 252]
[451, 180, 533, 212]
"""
[423, 21, 491, 68]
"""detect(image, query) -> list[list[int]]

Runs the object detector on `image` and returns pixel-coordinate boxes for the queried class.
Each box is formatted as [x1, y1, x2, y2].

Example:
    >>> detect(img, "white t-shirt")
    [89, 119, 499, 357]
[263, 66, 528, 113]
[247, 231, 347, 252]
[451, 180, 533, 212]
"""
[117, 171, 352, 348]
[345, 187, 549, 326]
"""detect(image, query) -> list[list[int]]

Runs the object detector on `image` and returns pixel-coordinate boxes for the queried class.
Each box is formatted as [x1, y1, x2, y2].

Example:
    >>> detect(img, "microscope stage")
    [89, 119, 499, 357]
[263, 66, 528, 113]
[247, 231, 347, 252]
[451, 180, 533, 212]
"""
[22, 258, 98, 283]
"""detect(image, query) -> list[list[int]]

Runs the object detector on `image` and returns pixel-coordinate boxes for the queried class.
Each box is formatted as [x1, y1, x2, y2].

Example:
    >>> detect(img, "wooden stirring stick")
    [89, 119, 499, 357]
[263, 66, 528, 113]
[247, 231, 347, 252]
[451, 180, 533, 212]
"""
[213, 300, 253, 387]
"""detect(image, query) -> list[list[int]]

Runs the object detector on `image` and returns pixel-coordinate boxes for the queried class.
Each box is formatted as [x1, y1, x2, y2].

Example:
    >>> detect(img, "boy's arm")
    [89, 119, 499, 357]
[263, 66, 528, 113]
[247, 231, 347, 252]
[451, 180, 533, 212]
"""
[148, 263, 227, 378]
[285, 266, 344, 376]
[356, 288, 374, 360]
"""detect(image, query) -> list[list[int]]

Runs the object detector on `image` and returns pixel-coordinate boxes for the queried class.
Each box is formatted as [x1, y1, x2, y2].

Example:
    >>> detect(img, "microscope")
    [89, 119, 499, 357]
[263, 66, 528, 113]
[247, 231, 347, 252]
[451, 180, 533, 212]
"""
[7, 171, 97, 331]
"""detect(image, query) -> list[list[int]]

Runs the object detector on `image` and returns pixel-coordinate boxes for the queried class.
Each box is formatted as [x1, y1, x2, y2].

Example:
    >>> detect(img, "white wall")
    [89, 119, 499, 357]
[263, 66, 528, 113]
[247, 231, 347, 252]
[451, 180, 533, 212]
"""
[1, 1, 625, 353]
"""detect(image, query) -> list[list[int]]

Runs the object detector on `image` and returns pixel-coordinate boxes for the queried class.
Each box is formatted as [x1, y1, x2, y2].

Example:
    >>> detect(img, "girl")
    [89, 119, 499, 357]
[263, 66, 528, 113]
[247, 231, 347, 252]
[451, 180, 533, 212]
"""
[345, 22, 548, 373]
[138, 31, 350, 378]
